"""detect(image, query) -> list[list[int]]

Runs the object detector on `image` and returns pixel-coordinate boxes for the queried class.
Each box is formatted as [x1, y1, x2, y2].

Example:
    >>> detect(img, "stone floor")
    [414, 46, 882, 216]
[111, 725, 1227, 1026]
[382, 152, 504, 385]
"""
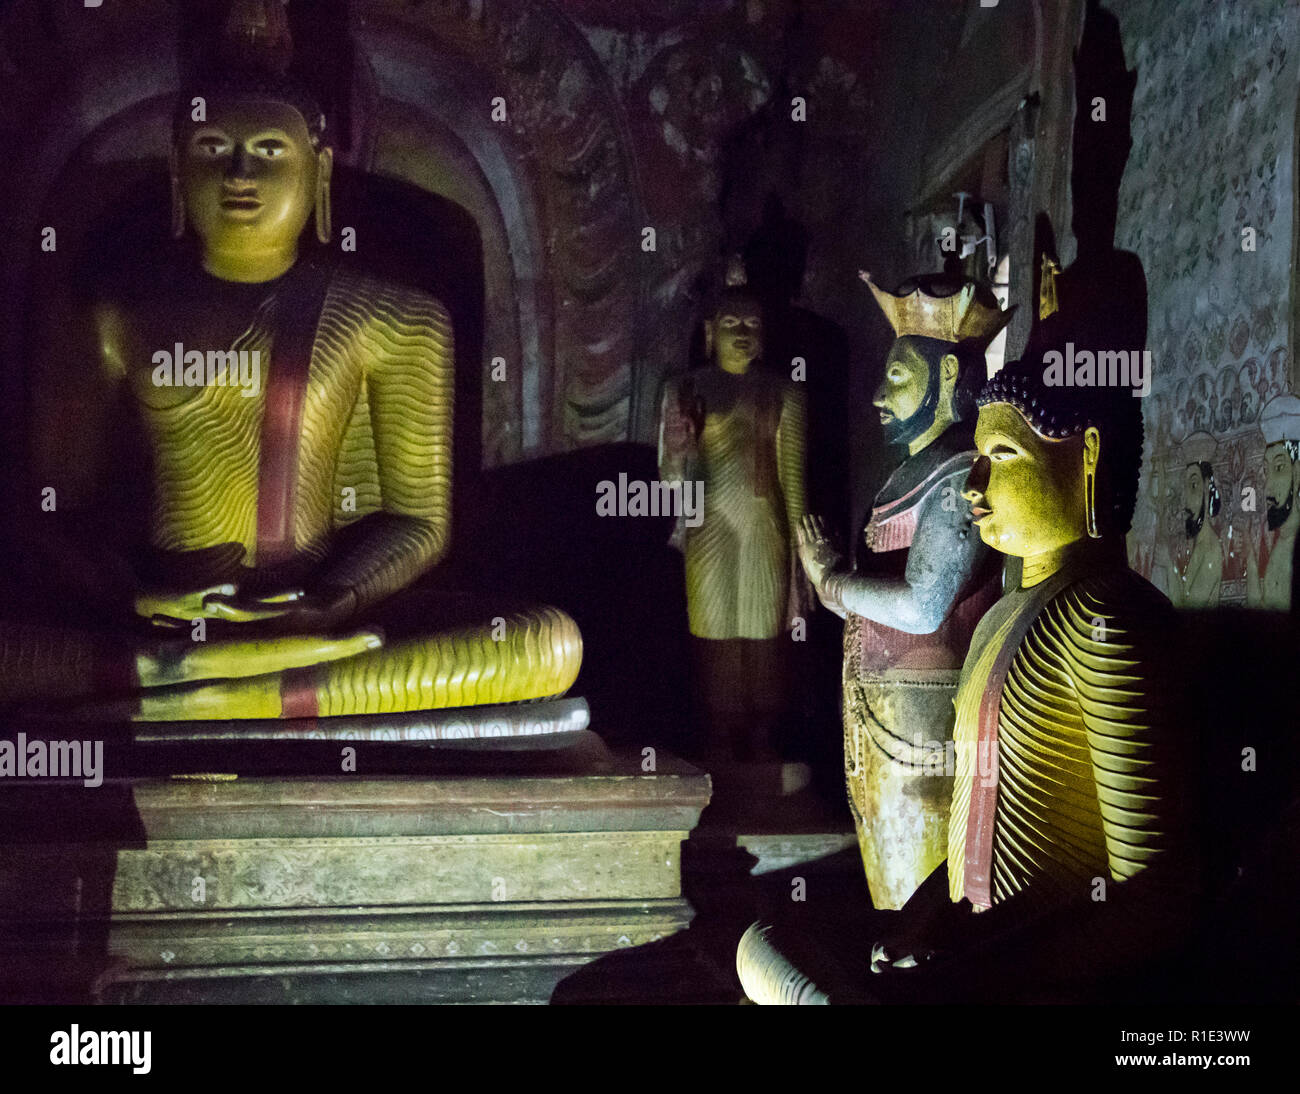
[552, 758, 866, 1004]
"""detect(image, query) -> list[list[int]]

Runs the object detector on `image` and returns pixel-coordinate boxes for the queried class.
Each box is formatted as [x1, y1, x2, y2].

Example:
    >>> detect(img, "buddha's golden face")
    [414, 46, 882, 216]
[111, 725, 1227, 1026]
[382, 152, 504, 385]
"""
[177, 98, 321, 257]
[965, 402, 1091, 558]
[711, 300, 763, 375]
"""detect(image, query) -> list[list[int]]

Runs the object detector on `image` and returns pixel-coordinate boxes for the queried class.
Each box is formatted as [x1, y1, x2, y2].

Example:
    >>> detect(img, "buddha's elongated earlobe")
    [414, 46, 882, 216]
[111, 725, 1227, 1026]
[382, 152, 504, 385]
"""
[169, 148, 186, 240]
[1083, 425, 1102, 539]
[315, 147, 333, 245]
[1084, 467, 1100, 538]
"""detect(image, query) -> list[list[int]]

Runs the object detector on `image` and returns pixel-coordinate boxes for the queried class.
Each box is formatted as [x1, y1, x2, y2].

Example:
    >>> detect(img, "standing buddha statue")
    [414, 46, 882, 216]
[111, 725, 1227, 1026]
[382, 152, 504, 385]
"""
[658, 258, 807, 759]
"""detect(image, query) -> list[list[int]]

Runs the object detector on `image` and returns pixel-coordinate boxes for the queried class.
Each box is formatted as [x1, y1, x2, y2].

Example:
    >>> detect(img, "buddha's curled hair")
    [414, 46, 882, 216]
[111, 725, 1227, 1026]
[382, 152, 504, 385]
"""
[977, 348, 1144, 537]
[175, 0, 327, 148]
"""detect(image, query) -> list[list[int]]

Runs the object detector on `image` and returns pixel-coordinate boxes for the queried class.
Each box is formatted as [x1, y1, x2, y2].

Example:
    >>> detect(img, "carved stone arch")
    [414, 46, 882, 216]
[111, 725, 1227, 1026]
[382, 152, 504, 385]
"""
[0, 0, 649, 491]
[362, 0, 649, 455]
[0, 2, 181, 497]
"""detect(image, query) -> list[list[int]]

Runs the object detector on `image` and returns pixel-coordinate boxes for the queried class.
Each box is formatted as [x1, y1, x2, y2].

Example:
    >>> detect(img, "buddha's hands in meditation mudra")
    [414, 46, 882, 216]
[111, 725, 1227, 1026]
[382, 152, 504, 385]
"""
[133, 580, 382, 688]
[137, 576, 354, 633]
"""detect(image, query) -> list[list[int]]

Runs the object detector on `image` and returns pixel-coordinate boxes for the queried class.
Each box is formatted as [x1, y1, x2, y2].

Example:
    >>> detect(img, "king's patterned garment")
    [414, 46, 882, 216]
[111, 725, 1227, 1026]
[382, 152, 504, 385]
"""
[843, 427, 998, 910]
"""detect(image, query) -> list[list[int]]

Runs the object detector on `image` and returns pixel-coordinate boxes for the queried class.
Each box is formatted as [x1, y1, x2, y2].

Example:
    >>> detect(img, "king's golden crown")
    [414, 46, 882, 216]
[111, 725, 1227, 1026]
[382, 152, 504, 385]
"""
[861, 272, 1012, 344]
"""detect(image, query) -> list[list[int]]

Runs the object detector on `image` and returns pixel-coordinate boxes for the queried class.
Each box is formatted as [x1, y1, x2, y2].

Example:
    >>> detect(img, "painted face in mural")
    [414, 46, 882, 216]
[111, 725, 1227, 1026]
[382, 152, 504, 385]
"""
[873, 336, 956, 448]
[964, 402, 1093, 559]
[1182, 464, 1206, 538]
[711, 297, 763, 375]
[1264, 442, 1299, 531]
[176, 98, 330, 276]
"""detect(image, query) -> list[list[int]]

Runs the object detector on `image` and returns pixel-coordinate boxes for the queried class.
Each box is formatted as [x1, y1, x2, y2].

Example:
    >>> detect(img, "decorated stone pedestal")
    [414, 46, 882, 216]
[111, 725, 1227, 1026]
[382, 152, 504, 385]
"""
[0, 725, 711, 1005]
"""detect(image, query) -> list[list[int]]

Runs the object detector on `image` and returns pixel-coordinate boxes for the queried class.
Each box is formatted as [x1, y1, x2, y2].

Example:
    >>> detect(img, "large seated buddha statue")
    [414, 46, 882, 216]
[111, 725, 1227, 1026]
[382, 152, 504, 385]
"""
[737, 332, 1199, 1003]
[1, 2, 581, 723]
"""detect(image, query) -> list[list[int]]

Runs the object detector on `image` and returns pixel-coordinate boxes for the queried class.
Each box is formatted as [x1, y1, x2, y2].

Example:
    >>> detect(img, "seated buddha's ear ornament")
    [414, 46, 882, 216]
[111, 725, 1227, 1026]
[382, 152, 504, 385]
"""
[314, 151, 332, 245]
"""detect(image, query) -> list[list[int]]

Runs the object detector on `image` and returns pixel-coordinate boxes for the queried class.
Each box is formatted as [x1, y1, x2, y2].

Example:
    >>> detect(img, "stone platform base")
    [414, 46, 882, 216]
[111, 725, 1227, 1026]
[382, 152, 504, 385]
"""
[0, 741, 711, 1004]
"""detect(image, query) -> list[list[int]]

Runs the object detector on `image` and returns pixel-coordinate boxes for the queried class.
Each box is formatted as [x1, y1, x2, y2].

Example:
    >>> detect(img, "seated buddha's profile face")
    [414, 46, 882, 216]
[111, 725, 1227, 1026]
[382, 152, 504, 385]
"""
[176, 97, 326, 260]
[965, 402, 1097, 558]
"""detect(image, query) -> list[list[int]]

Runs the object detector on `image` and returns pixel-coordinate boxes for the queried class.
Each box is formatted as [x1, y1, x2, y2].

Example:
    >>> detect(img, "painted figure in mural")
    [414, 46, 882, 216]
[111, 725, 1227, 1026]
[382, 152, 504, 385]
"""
[738, 336, 1192, 1003]
[1246, 394, 1300, 611]
[658, 257, 807, 760]
[1238, 359, 1263, 426]
[793, 273, 1006, 910]
[1, 1, 582, 720]
[1161, 432, 1223, 608]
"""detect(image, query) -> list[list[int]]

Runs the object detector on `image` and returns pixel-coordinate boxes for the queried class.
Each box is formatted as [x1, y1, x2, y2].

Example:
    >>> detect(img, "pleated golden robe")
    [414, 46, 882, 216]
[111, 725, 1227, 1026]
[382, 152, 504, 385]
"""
[948, 556, 1185, 909]
[665, 369, 806, 641]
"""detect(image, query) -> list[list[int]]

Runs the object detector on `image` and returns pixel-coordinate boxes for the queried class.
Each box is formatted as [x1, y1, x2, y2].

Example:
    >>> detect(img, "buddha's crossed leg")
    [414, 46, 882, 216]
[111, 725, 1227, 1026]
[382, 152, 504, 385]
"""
[0, 605, 582, 721]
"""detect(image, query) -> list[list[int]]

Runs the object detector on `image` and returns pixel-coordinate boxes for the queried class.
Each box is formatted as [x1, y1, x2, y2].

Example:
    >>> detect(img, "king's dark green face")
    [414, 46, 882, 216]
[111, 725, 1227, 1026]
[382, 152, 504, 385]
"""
[872, 338, 932, 429]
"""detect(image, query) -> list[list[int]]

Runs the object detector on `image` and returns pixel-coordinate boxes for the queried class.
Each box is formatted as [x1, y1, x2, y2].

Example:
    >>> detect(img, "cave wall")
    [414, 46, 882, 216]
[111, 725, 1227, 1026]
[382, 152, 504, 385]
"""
[1108, 0, 1300, 603]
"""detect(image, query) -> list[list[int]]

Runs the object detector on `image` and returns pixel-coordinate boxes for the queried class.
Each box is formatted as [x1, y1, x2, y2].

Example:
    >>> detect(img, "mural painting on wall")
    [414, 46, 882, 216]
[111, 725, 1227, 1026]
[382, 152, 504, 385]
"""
[1117, 0, 1299, 610]
[1133, 371, 1294, 610]
[1151, 431, 1222, 609]
[1246, 395, 1300, 610]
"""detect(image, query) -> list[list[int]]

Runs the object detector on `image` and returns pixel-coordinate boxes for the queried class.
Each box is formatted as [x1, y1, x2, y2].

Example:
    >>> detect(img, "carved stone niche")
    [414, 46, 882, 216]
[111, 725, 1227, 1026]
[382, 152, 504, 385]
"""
[0, 0, 648, 503]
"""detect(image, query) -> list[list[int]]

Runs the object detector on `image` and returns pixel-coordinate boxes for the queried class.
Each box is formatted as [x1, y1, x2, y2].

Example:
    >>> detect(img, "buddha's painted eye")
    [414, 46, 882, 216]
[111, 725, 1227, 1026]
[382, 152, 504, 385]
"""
[744, 317, 761, 330]
[720, 316, 740, 328]
[253, 140, 288, 159]
[192, 137, 228, 158]
[989, 444, 1019, 462]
